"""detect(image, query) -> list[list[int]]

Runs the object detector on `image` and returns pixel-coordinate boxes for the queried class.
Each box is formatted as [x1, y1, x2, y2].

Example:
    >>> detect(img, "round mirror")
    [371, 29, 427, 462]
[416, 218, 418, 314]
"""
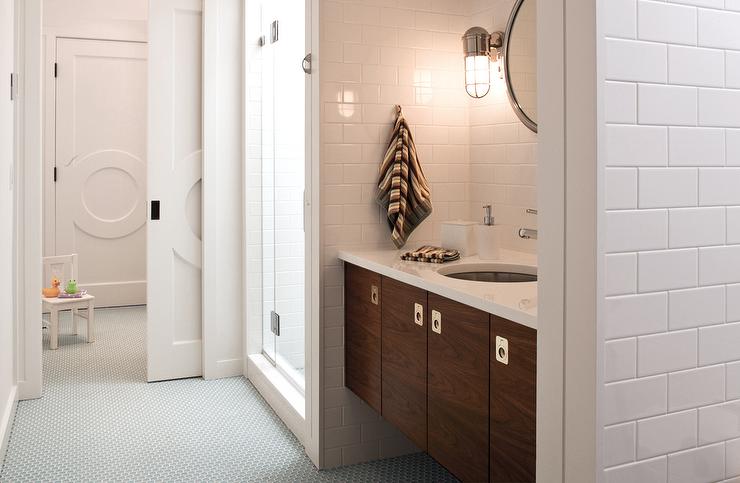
[504, 0, 537, 132]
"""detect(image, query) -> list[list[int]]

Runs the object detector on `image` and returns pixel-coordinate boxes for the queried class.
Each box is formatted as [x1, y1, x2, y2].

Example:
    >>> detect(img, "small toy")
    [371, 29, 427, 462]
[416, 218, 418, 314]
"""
[42, 277, 61, 298]
[65, 279, 78, 295]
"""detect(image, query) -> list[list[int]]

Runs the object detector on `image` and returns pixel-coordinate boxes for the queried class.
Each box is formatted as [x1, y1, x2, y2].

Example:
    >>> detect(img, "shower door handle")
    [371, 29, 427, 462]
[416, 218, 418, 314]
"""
[302, 53, 312, 74]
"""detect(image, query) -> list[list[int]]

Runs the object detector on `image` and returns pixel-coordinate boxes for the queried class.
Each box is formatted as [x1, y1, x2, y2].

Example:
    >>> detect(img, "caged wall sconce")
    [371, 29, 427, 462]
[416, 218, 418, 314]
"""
[462, 27, 504, 99]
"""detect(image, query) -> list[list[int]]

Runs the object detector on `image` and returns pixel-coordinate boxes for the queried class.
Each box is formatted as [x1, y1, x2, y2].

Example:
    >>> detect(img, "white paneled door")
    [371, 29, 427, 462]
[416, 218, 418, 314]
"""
[55, 38, 147, 308]
[147, 0, 203, 382]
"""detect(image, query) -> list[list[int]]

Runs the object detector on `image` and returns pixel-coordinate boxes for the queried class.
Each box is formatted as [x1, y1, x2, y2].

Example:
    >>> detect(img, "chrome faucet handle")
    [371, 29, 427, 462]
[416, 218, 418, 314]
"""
[518, 228, 538, 240]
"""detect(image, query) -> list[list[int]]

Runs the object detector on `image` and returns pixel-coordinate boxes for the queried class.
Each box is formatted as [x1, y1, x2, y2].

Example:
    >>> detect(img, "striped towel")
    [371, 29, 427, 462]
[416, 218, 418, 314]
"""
[401, 246, 460, 264]
[376, 105, 432, 248]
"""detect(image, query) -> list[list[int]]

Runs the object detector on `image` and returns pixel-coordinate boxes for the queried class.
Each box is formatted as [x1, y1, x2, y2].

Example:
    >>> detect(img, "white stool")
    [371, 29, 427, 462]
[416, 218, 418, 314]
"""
[42, 254, 96, 350]
[42, 294, 96, 350]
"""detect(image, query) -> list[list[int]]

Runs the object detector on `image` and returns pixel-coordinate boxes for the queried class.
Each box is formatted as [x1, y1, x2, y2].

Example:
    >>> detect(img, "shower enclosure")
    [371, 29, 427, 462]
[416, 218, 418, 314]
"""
[250, 0, 307, 393]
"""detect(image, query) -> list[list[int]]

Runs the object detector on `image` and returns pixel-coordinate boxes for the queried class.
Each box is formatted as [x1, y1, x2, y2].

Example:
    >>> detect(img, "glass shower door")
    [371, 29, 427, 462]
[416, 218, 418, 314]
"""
[260, 1, 307, 393]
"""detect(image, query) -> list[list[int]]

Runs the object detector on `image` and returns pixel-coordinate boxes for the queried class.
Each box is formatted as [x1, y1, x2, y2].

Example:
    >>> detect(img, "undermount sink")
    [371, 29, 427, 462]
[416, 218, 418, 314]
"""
[437, 263, 538, 283]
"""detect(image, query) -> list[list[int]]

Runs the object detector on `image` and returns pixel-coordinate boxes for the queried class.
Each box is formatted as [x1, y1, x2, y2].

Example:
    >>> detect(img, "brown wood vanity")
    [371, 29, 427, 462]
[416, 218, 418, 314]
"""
[344, 263, 536, 483]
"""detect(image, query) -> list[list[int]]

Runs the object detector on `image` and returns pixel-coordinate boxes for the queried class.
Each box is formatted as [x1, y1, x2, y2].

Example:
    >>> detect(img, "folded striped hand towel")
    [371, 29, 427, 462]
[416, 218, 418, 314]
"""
[401, 246, 460, 264]
[376, 105, 433, 248]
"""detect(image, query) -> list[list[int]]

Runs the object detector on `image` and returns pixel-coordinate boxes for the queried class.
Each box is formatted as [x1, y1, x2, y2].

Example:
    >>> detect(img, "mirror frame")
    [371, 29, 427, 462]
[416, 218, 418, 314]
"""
[503, 0, 538, 133]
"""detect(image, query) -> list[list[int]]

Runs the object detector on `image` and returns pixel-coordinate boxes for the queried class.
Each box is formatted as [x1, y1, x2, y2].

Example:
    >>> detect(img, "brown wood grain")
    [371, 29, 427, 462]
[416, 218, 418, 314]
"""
[491, 315, 537, 483]
[344, 263, 382, 412]
[381, 276, 428, 450]
[427, 293, 490, 483]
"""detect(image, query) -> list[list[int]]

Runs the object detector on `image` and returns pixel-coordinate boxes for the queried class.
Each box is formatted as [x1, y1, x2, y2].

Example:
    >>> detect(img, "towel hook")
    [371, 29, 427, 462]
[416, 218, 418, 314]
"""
[395, 104, 403, 115]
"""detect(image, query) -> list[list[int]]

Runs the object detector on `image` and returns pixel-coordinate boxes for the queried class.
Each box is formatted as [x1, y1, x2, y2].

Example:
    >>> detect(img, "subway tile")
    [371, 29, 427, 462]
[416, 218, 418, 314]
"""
[605, 456, 666, 483]
[637, 329, 697, 376]
[606, 253, 637, 296]
[668, 46, 724, 88]
[728, 207, 740, 244]
[699, 245, 740, 285]
[605, 337, 637, 382]
[605, 82, 637, 124]
[343, 44, 380, 65]
[638, 84, 697, 127]
[637, 410, 697, 460]
[670, 0, 722, 6]
[698, 8, 740, 50]
[638, 249, 697, 292]
[669, 286, 725, 330]
[669, 365, 725, 411]
[699, 88, 740, 127]
[727, 284, 740, 325]
[606, 168, 638, 210]
[605, 292, 668, 339]
[604, 375, 667, 425]
[606, 39, 667, 83]
[727, 51, 740, 89]
[727, 361, 740, 400]
[638, 168, 697, 208]
[699, 321, 740, 365]
[667, 443, 725, 483]
[668, 207, 725, 249]
[604, 0, 637, 38]
[638, 1, 697, 45]
[668, 127, 725, 166]
[343, 4, 381, 25]
[604, 422, 636, 467]
[698, 400, 740, 444]
[606, 125, 667, 167]
[727, 129, 740, 165]
[699, 168, 740, 206]
[728, 438, 740, 478]
[606, 210, 668, 253]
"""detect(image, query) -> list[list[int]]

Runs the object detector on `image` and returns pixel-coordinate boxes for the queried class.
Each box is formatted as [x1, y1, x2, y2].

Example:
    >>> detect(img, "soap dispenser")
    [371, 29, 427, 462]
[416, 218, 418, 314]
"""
[476, 204, 502, 260]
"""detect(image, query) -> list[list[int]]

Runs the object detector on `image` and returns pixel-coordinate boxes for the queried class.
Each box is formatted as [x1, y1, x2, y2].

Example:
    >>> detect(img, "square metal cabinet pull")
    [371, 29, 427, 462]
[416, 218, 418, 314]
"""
[370, 285, 379, 305]
[414, 303, 424, 326]
[495, 336, 509, 365]
[431, 310, 442, 334]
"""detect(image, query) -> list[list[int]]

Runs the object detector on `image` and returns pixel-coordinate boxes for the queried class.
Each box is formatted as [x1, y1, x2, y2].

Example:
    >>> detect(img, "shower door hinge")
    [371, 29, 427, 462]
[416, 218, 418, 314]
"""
[302, 53, 312, 74]
[270, 310, 281, 336]
[270, 20, 279, 43]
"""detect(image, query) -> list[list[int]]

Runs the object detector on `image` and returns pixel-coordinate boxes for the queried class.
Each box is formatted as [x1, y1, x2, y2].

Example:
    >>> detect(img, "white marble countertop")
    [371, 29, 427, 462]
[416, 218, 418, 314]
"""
[337, 248, 538, 330]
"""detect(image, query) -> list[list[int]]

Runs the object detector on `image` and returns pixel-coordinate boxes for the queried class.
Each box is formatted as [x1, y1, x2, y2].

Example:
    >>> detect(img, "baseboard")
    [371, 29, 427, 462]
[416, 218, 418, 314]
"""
[207, 358, 243, 379]
[247, 354, 305, 443]
[0, 385, 18, 465]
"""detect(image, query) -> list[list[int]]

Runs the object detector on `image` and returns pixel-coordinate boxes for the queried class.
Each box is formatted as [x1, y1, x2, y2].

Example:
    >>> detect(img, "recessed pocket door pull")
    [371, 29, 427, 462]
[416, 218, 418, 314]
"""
[370, 285, 379, 305]
[431, 310, 442, 334]
[414, 303, 424, 326]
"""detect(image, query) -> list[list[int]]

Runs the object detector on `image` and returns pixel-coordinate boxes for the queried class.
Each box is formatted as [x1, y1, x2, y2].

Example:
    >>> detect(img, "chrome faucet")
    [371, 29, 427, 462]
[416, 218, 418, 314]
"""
[518, 228, 538, 240]
[483, 204, 494, 226]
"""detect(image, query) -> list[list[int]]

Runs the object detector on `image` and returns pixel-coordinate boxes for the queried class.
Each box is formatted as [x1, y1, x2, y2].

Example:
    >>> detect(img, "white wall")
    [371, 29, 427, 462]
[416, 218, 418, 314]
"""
[43, 0, 146, 27]
[600, 0, 740, 480]
[1, 0, 17, 459]
[469, 0, 538, 252]
[320, 0, 473, 467]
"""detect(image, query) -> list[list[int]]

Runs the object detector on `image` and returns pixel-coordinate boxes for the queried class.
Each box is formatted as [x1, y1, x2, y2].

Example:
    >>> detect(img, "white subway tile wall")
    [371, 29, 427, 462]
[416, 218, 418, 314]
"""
[319, 0, 537, 467]
[602, 0, 740, 478]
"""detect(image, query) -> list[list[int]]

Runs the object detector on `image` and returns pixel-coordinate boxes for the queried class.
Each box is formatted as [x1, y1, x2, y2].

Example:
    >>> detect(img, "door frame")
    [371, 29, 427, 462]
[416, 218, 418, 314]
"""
[15, 0, 249, 397]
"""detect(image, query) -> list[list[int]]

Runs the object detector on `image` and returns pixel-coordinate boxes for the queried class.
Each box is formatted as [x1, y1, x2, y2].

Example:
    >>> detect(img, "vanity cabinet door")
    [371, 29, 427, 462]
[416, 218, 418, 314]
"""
[381, 277, 428, 450]
[427, 293, 490, 483]
[344, 263, 382, 412]
[491, 315, 537, 482]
